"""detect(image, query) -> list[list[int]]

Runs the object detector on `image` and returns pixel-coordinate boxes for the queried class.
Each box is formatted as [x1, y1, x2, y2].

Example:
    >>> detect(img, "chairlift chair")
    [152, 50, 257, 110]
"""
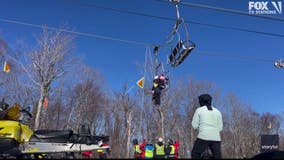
[169, 39, 196, 67]
[274, 59, 284, 68]
[166, 0, 196, 67]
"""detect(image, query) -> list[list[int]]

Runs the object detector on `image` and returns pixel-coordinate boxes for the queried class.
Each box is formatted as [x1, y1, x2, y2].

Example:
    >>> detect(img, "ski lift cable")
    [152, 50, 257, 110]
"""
[157, 0, 284, 22]
[0, 18, 152, 47]
[195, 50, 275, 63]
[0, 18, 279, 65]
[75, 2, 284, 38]
[0, 12, 283, 51]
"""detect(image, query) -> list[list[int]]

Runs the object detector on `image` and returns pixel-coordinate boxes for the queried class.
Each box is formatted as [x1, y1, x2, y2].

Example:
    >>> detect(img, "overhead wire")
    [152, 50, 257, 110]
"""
[181, 1, 284, 22]
[195, 50, 275, 63]
[69, 1, 280, 66]
[0, 18, 151, 47]
[157, 0, 284, 22]
[0, 2, 279, 64]
[76, 2, 284, 38]
[0, 18, 275, 64]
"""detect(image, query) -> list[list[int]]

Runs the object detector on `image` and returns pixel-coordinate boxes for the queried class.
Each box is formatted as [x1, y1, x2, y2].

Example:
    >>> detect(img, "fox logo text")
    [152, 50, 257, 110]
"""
[248, 1, 282, 14]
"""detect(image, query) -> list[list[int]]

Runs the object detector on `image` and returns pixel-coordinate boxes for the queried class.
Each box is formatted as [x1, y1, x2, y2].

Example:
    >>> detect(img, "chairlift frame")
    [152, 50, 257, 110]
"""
[274, 59, 284, 68]
[152, 46, 170, 93]
[167, 0, 196, 67]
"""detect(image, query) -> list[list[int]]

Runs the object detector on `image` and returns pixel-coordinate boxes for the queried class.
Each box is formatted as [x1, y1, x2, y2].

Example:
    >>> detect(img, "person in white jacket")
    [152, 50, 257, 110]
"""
[191, 94, 223, 159]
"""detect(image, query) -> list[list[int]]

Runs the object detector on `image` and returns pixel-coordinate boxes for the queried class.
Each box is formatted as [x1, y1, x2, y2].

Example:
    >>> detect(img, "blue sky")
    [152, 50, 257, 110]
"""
[0, 0, 283, 114]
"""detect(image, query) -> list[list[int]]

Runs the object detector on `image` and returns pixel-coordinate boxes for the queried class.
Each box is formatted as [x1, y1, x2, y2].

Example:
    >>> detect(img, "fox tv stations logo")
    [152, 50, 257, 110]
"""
[249, 1, 282, 14]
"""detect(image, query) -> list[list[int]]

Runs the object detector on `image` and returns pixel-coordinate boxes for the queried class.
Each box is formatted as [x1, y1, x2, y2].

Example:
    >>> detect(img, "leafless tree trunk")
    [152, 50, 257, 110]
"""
[1, 28, 76, 130]
[27, 27, 75, 130]
[126, 110, 134, 158]
[155, 106, 165, 140]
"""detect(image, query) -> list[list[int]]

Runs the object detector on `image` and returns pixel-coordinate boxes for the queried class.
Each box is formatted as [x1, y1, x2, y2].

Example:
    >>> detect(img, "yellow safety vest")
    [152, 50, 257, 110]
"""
[97, 149, 103, 153]
[155, 144, 165, 155]
[134, 145, 141, 154]
[168, 145, 175, 157]
[145, 148, 154, 158]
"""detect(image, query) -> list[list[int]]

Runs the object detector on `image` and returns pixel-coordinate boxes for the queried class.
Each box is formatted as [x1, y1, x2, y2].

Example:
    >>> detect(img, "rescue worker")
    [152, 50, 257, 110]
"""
[166, 139, 175, 159]
[152, 76, 161, 105]
[174, 140, 180, 159]
[144, 141, 154, 159]
[151, 74, 168, 106]
[133, 139, 146, 159]
[157, 74, 168, 90]
[154, 137, 166, 159]
[133, 139, 142, 159]
[140, 139, 147, 158]
[97, 140, 109, 159]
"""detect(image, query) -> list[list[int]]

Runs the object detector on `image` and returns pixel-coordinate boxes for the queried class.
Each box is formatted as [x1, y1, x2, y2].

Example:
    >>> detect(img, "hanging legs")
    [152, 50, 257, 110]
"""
[152, 87, 161, 106]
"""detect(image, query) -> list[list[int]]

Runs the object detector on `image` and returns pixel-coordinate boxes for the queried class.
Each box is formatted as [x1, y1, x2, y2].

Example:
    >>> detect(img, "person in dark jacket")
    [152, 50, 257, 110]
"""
[165, 139, 175, 159]
[151, 74, 169, 106]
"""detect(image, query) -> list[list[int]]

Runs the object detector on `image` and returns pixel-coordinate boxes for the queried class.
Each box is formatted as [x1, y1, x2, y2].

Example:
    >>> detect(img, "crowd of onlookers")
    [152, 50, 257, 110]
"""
[132, 137, 179, 159]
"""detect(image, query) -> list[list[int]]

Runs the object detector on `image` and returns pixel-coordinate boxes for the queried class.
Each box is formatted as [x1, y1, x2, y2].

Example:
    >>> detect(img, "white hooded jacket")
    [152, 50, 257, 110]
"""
[191, 105, 223, 141]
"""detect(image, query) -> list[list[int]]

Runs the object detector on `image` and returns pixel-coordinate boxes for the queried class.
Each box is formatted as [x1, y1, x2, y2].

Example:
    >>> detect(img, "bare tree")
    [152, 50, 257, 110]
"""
[0, 36, 37, 115]
[107, 84, 138, 158]
[260, 112, 281, 135]
[221, 93, 262, 158]
[25, 27, 76, 130]
[172, 77, 221, 158]
[64, 66, 107, 132]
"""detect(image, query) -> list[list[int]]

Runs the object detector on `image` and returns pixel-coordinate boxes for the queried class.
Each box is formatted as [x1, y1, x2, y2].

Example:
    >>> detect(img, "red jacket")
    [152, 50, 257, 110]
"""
[174, 141, 180, 159]
[82, 151, 93, 157]
[134, 139, 147, 158]
[140, 139, 147, 158]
